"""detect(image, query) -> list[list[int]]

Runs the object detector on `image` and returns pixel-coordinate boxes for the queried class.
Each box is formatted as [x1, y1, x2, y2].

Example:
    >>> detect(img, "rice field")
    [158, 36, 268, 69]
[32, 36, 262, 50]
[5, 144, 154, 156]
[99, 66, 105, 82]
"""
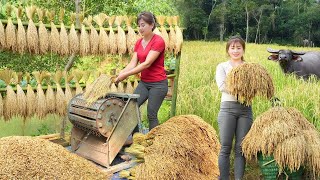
[176, 41, 320, 131]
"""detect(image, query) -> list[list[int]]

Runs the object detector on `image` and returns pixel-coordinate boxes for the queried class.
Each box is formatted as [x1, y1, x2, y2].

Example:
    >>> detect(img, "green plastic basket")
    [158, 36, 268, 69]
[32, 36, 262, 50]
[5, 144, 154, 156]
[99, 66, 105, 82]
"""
[284, 167, 304, 180]
[257, 153, 279, 180]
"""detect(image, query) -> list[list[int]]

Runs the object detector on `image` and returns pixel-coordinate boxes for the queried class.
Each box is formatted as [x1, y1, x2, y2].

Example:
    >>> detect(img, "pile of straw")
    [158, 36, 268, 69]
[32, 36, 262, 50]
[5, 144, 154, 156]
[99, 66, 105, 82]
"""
[122, 115, 220, 179]
[0, 136, 110, 179]
[242, 106, 320, 176]
[226, 63, 274, 105]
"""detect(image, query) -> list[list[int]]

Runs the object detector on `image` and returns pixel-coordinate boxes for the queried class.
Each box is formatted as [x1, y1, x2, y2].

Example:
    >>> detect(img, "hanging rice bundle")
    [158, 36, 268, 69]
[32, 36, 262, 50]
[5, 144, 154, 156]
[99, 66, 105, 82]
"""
[173, 16, 183, 55]
[117, 82, 125, 93]
[115, 16, 127, 55]
[45, 74, 56, 114]
[226, 63, 274, 106]
[83, 74, 112, 104]
[94, 13, 109, 55]
[72, 69, 84, 95]
[126, 80, 134, 94]
[25, 73, 36, 117]
[0, 20, 5, 49]
[47, 10, 60, 54]
[166, 16, 176, 53]
[0, 93, 3, 118]
[108, 16, 117, 54]
[69, 13, 79, 55]
[59, 9, 69, 56]
[79, 15, 90, 56]
[133, 79, 139, 89]
[37, 8, 49, 54]
[53, 70, 65, 116]
[125, 16, 137, 55]
[0, 136, 110, 179]
[33, 71, 48, 118]
[124, 115, 220, 179]
[84, 15, 99, 55]
[15, 72, 27, 118]
[15, 6, 27, 54]
[63, 71, 74, 105]
[109, 82, 117, 92]
[5, 4, 16, 51]
[157, 16, 169, 51]
[26, 5, 39, 54]
[0, 69, 17, 120]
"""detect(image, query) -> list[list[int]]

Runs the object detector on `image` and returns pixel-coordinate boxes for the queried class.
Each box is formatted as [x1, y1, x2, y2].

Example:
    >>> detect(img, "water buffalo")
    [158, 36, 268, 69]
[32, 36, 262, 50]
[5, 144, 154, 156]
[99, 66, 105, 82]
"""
[267, 48, 320, 80]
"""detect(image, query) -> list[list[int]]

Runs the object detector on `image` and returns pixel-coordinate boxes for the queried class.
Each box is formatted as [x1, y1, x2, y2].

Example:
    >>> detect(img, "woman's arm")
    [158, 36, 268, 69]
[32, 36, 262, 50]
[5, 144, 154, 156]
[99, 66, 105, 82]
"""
[120, 52, 139, 74]
[215, 63, 228, 93]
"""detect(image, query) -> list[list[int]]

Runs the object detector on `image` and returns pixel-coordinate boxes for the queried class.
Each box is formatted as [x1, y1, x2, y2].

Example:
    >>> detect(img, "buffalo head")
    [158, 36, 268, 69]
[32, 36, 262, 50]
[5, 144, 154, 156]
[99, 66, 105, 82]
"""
[267, 48, 305, 62]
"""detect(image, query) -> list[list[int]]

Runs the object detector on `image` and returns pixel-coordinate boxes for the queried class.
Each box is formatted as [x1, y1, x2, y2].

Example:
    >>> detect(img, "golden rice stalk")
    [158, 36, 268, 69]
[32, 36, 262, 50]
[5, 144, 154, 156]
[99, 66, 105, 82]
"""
[5, 16, 16, 51]
[53, 70, 66, 116]
[83, 74, 112, 104]
[166, 16, 176, 53]
[26, 84, 36, 117]
[33, 71, 47, 118]
[47, 10, 61, 54]
[274, 135, 306, 173]
[126, 80, 134, 94]
[108, 16, 117, 55]
[94, 13, 109, 55]
[59, 9, 69, 56]
[15, 6, 27, 54]
[173, 16, 183, 55]
[0, 93, 3, 118]
[157, 16, 169, 51]
[125, 16, 137, 55]
[37, 8, 49, 54]
[26, 6, 39, 54]
[64, 71, 74, 106]
[115, 16, 127, 55]
[285, 107, 317, 131]
[80, 17, 90, 56]
[69, 13, 79, 55]
[0, 20, 5, 49]
[226, 63, 274, 106]
[85, 15, 99, 55]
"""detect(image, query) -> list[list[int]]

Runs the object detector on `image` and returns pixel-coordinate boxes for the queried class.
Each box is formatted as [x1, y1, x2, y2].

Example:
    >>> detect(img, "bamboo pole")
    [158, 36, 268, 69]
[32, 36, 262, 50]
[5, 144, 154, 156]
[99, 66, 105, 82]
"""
[170, 52, 181, 117]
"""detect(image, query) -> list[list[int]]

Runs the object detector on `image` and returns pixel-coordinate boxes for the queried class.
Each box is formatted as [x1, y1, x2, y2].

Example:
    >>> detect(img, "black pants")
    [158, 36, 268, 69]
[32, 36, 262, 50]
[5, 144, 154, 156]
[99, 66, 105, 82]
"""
[133, 79, 168, 131]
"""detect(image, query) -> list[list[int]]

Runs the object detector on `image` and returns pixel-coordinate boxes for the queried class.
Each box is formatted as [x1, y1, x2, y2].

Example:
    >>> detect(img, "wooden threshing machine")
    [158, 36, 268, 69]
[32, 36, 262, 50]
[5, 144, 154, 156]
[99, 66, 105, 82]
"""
[67, 92, 142, 167]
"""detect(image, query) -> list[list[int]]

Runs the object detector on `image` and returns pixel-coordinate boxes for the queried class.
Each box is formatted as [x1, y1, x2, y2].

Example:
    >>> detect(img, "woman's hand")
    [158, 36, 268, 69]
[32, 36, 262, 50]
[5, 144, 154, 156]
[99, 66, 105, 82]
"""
[115, 72, 128, 84]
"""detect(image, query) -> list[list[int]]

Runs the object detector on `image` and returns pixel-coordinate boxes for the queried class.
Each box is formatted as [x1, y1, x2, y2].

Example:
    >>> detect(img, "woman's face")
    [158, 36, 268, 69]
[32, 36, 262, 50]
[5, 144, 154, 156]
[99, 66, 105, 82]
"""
[228, 42, 244, 61]
[138, 19, 154, 36]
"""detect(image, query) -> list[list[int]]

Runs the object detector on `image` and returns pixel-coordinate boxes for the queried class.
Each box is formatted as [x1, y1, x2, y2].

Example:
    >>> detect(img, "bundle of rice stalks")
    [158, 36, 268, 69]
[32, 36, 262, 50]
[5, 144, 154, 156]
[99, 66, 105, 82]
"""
[84, 15, 99, 55]
[5, 4, 16, 51]
[25, 73, 36, 117]
[304, 130, 320, 177]
[173, 16, 183, 55]
[125, 16, 137, 55]
[225, 63, 274, 106]
[15, 72, 27, 118]
[153, 23, 161, 36]
[108, 16, 117, 54]
[68, 13, 79, 55]
[0, 69, 17, 120]
[126, 115, 220, 179]
[33, 71, 49, 118]
[0, 136, 110, 179]
[26, 5, 39, 54]
[0, 20, 5, 49]
[53, 70, 65, 116]
[94, 13, 109, 55]
[133, 79, 139, 89]
[59, 9, 69, 56]
[117, 82, 125, 93]
[15, 6, 27, 54]
[157, 15, 169, 51]
[83, 74, 112, 104]
[72, 69, 84, 95]
[63, 71, 74, 105]
[115, 16, 127, 55]
[37, 8, 49, 54]
[109, 82, 117, 93]
[126, 80, 134, 94]
[47, 10, 61, 54]
[166, 16, 176, 53]
[79, 15, 90, 56]
[45, 73, 56, 114]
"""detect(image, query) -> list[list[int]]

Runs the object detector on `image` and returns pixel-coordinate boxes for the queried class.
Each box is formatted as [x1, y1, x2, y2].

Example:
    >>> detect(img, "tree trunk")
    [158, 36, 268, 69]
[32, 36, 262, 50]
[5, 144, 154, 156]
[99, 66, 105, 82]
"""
[245, 4, 249, 43]
[64, 54, 76, 71]
[219, 1, 226, 43]
[255, 10, 263, 44]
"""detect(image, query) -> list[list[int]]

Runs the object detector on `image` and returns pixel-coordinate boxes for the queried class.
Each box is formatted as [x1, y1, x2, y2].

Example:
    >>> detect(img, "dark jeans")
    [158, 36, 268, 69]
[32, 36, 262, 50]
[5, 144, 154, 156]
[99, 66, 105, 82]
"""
[133, 79, 168, 132]
[217, 101, 253, 180]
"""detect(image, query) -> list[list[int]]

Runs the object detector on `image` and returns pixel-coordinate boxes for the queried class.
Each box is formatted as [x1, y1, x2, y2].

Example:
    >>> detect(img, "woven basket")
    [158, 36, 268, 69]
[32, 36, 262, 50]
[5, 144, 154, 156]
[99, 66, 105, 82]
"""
[284, 167, 304, 180]
[257, 152, 279, 180]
